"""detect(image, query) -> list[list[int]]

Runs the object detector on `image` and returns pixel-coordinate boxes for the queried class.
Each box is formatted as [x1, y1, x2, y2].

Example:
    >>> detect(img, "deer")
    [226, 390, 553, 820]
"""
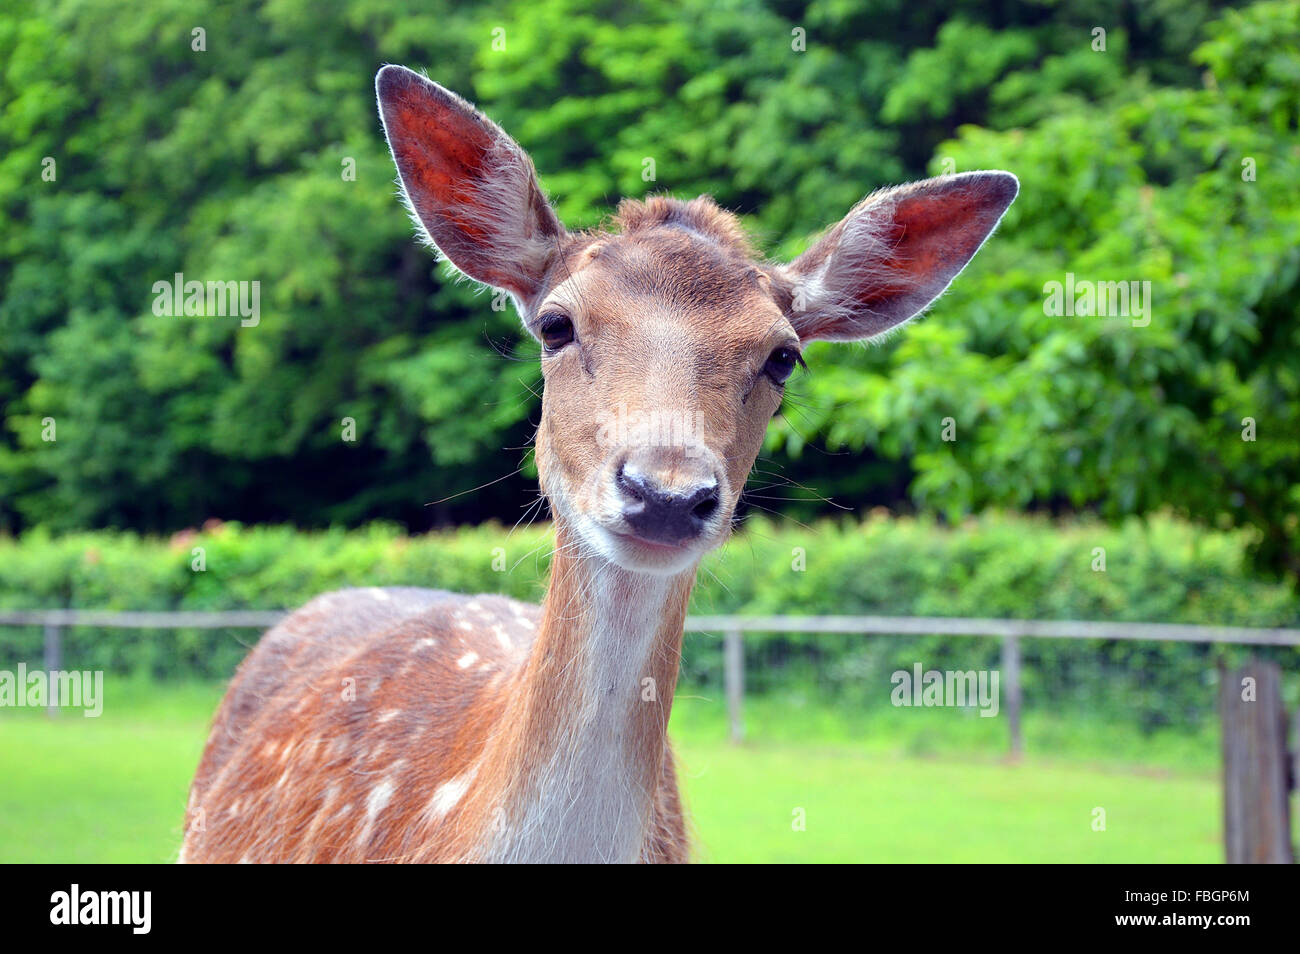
[179, 65, 1017, 864]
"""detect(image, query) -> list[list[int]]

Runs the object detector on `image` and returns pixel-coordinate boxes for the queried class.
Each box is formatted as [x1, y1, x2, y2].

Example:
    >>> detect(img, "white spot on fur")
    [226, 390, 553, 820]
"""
[493, 624, 512, 651]
[457, 651, 479, 669]
[427, 772, 473, 820]
[377, 709, 400, 724]
[356, 779, 395, 848]
[367, 780, 394, 819]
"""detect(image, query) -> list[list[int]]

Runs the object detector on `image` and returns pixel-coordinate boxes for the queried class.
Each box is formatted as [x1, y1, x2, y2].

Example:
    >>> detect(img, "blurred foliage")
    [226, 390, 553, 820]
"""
[0, 513, 1295, 731]
[1, 0, 1297, 578]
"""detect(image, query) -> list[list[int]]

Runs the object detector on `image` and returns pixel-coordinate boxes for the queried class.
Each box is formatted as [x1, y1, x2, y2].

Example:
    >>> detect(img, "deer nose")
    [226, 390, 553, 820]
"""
[616, 464, 720, 545]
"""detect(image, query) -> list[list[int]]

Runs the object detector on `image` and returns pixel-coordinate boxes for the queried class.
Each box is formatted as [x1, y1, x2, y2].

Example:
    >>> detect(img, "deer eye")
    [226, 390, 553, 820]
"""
[538, 313, 574, 351]
[764, 346, 802, 385]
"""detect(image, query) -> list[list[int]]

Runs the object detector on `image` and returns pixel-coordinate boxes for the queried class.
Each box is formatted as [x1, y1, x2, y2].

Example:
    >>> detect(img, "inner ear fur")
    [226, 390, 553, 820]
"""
[376, 65, 565, 305]
[775, 171, 1019, 342]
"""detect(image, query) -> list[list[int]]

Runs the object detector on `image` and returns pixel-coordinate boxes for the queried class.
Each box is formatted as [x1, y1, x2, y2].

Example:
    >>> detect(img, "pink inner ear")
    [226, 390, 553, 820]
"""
[789, 172, 1018, 341]
[378, 68, 564, 299]
[385, 86, 500, 257]
[881, 182, 1009, 295]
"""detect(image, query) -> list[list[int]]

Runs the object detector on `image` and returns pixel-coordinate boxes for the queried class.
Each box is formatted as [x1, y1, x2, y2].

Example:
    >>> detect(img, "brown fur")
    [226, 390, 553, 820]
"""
[183, 555, 693, 863]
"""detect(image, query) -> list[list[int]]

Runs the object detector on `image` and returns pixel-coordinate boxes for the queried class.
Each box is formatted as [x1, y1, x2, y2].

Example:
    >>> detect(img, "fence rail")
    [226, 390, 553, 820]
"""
[0, 610, 289, 628]
[5, 609, 1300, 643]
[686, 615, 1300, 645]
[4, 608, 1299, 741]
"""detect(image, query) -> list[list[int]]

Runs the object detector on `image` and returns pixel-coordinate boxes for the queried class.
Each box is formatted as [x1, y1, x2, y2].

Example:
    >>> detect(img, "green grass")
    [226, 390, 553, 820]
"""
[680, 741, 1220, 863]
[0, 680, 1231, 863]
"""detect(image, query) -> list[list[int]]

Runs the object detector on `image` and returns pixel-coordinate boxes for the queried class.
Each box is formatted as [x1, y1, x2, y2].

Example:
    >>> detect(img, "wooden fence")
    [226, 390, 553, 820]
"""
[2, 609, 1297, 862]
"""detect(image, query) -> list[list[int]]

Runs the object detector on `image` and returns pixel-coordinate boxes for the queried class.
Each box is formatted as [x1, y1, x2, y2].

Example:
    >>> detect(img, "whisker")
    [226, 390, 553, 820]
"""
[425, 464, 525, 507]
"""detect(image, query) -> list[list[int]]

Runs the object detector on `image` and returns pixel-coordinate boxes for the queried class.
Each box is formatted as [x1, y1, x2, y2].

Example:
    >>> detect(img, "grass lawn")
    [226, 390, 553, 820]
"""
[0, 680, 1228, 863]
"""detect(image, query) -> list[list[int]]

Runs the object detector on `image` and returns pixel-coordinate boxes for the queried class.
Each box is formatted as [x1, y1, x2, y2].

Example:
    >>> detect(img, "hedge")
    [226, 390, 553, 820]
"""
[1, 514, 1296, 729]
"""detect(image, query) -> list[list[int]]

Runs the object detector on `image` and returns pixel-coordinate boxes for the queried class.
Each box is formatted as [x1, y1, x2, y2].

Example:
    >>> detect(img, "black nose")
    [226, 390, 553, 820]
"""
[617, 465, 720, 545]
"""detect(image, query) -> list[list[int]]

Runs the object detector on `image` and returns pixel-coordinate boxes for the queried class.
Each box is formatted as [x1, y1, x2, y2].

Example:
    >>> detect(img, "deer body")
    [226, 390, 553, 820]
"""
[181, 66, 1017, 863]
[181, 532, 691, 862]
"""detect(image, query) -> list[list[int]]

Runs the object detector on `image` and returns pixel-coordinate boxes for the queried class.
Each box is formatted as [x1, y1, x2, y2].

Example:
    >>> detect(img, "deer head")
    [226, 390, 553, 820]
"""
[376, 65, 1017, 576]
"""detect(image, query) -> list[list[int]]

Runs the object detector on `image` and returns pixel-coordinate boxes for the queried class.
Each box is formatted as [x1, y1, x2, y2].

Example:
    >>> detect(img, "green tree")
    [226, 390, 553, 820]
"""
[3, 0, 1294, 584]
[773, 1, 1300, 578]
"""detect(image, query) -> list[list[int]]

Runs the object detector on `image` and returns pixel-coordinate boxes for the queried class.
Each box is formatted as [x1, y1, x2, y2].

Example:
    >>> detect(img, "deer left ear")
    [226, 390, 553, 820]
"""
[376, 65, 565, 307]
[776, 172, 1018, 343]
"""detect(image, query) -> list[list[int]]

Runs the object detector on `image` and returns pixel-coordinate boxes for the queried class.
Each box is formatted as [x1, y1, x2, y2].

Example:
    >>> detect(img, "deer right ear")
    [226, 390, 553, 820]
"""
[376, 65, 565, 307]
[776, 172, 1018, 343]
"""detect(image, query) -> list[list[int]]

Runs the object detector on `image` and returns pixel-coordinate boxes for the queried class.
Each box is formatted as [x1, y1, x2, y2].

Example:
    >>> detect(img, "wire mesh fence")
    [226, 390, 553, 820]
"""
[3, 610, 1298, 766]
[678, 629, 1300, 736]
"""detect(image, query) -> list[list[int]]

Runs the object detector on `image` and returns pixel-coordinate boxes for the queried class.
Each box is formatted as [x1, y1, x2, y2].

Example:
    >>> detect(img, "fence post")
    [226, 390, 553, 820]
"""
[43, 622, 62, 718]
[1293, 707, 1300, 813]
[1220, 660, 1292, 863]
[724, 629, 744, 744]
[1001, 635, 1022, 759]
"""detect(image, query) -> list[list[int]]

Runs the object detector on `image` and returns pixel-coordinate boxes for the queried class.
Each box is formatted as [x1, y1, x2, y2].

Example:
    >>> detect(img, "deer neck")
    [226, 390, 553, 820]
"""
[477, 520, 695, 863]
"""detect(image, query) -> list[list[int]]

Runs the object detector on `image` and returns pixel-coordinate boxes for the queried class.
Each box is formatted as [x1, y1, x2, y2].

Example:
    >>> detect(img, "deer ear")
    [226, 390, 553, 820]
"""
[778, 172, 1018, 342]
[375, 65, 565, 306]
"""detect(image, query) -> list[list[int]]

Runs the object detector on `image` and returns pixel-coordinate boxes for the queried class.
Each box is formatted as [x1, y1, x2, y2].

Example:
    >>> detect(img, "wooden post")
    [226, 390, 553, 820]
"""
[1293, 707, 1300, 811]
[1220, 660, 1293, 863]
[1001, 635, 1022, 759]
[43, 622, 62, 718]
[724, 629, 744, 744]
